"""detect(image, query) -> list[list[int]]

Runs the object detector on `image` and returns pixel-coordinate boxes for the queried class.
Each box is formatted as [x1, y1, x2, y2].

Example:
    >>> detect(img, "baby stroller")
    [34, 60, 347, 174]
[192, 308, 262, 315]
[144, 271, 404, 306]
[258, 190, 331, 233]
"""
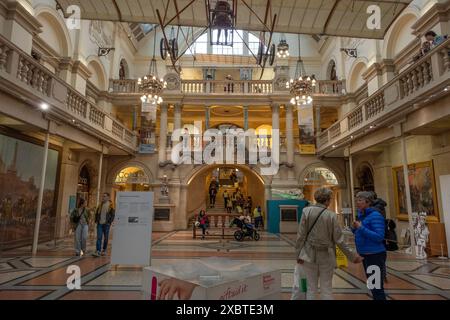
[230, 216, 260, 241]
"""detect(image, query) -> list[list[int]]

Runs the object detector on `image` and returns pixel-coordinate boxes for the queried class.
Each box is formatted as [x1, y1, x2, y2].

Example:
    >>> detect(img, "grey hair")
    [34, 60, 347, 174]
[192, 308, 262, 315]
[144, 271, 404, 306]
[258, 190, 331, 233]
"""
[356, 191, 374, 204]
[314, 187, 333, 204]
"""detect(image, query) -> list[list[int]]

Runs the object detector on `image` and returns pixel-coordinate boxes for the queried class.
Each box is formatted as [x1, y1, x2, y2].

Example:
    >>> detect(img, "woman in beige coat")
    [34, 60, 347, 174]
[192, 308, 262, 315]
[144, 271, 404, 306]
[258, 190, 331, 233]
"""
[295, 187, 363, 300]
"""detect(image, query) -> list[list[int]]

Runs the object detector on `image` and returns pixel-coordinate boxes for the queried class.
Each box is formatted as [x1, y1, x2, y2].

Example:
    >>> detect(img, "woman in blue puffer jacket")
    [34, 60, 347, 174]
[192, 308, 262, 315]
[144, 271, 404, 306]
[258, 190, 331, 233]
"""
[352, 191, 386, 300]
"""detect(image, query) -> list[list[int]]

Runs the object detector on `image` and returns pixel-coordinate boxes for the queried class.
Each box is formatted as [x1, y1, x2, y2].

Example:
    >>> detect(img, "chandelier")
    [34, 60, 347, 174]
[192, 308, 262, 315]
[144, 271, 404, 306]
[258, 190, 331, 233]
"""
[138, 26, 167, 104]
[286, 35, 316, 106]
[276, 35, 289, 58]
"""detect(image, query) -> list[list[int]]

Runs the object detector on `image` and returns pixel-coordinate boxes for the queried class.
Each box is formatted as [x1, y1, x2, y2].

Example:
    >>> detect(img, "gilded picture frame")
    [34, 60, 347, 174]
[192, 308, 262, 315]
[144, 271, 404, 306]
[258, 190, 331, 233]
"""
[392, 161, 439, 222]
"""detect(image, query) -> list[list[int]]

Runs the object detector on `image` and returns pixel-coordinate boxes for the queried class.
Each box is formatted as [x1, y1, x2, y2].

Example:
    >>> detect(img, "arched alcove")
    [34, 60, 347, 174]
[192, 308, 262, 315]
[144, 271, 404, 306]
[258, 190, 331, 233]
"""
[347, 60, 368, 93]
[86, 57, 108, 91]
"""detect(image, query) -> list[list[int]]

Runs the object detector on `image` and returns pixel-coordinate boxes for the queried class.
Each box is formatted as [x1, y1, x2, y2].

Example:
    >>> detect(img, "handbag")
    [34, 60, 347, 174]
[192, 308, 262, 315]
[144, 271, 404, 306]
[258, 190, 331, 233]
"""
[71, 209, 82, 224]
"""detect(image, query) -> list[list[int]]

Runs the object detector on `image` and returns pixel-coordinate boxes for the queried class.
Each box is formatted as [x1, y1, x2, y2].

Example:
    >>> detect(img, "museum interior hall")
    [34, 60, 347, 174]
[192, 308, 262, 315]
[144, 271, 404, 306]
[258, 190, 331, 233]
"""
[0, 0, 450, 301]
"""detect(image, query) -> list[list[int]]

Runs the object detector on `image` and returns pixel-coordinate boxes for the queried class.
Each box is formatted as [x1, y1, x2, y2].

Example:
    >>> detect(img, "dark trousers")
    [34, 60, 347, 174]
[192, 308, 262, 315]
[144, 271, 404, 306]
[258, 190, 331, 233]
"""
[200, 224, 207, 236]
[254, 216, 263, 229]
[96, 223, 111, 253]
[361, 252, 387, 300]
[209, 194, 216, 206]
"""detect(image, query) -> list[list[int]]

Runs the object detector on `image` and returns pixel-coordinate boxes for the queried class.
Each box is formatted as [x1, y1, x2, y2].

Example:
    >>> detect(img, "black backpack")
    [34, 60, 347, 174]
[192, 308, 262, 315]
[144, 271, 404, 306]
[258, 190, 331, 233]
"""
[385, 219, 398, 251]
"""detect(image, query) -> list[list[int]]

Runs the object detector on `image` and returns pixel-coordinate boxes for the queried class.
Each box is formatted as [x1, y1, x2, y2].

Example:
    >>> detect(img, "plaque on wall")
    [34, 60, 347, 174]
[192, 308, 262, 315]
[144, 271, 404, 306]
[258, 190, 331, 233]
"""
[280, 208, 297, 222]
[154, 208, 170, 221]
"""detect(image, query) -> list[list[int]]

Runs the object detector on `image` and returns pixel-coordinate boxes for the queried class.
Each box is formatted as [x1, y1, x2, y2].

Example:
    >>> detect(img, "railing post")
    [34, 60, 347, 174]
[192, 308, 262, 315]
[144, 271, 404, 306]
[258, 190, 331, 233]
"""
[7, 50, 19, 77]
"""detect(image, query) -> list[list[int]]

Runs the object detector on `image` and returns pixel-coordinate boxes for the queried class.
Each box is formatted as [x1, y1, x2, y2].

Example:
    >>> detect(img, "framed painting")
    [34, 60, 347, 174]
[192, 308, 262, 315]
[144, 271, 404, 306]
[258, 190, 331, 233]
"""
[392, 161, 439, 222]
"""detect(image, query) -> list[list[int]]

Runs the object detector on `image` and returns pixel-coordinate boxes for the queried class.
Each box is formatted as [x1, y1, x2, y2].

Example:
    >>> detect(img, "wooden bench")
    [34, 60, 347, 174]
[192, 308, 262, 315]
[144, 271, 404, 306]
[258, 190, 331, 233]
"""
[192, 214, 239, 239]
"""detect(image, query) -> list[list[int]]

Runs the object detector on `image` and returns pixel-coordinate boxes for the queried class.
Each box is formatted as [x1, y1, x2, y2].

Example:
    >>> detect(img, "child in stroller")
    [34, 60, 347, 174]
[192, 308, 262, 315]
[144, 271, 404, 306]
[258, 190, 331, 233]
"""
[230, 215, 260, 241]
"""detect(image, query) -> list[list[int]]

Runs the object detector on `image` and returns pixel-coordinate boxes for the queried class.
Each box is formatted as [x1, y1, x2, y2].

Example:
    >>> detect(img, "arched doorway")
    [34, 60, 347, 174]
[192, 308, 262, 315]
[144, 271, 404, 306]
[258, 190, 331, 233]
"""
[112, 166, 151, 203]
[186, 165, 265, 221]
[77, 165, 90, 206]
[356, 163, 374, 191]
[301, 166, 341, 213]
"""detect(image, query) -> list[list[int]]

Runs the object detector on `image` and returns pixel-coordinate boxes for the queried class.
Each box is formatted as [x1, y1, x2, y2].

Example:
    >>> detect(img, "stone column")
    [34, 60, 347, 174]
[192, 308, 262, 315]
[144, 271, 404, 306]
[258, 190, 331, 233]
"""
[286, 105, 294, 165]
[271, 104, 281, 182]
[158, 104, 168, 164]
[315, 105, 321, 134]
[286, 104, 295, 181]
[95, 145, 104, 207]
[174, 104, 182, 131]
[243, 106, 249, 131]
[205, 106, 210, 130]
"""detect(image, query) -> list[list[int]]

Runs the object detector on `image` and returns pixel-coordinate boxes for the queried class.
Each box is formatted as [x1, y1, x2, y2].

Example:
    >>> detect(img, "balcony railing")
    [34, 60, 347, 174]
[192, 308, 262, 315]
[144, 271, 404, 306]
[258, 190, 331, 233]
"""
[0, 34, 137, 152]
[317, 38, 450, 153]
[109, 78, 345, 96]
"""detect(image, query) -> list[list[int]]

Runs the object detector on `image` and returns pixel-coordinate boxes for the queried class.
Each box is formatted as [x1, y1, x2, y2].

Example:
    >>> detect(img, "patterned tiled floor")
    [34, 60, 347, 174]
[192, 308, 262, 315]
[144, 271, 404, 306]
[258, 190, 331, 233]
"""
[0, 230, 449, 300]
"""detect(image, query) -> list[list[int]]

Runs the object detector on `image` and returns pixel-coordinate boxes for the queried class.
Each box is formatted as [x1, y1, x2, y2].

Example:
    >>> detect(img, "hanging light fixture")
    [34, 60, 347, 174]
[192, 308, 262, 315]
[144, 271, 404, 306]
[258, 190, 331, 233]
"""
[276, 34, 289, 58]
[138, 25, 167, 104]
[286, 35, 316, 106]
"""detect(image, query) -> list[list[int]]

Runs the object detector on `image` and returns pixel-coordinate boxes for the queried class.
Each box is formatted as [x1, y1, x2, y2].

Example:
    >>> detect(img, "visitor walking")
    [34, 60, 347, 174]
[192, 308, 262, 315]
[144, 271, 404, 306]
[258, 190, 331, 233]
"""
[71, 198, 90, 256]
[94, 193, 115, 257]
[296, 188, 363, 300]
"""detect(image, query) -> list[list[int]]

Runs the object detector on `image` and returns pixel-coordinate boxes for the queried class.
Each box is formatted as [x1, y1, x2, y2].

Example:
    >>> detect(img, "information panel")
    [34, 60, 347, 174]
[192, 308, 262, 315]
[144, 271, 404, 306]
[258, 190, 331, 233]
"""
[111, 192, 154, 266]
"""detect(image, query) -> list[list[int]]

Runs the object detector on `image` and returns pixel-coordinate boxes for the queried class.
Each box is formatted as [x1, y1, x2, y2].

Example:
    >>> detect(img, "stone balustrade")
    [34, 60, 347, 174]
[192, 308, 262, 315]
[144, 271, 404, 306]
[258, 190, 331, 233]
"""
[317, 38, 450, 154]
[109, 78, 344, 96]
[0, 34, 137, 153]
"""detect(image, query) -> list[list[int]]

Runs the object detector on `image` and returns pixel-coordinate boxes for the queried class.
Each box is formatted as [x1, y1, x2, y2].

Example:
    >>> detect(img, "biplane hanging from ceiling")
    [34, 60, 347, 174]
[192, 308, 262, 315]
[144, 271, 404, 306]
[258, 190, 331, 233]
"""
[56, 0, 413, 76]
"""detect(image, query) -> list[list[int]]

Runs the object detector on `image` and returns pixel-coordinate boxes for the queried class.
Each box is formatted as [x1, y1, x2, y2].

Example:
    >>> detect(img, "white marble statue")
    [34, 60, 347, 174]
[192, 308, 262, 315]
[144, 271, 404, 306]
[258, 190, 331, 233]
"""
[413, 212, 430, 259]
[161, 175, 169, 197]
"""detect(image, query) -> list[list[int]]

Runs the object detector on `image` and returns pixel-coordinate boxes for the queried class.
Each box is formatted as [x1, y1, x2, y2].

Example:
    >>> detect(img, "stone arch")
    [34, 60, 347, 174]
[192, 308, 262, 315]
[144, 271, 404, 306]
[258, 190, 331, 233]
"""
[34, 5, 73, 56]
[86, 56, 108, 91]
[183, 164, 268, 225]
[347, 58, 368, 93]
[106, 160, 155, 186]
[184, 164, 268, 186]
[298, 162, 346, 188]
[383, 9, 420, 59]
[298, 162, 346, 212]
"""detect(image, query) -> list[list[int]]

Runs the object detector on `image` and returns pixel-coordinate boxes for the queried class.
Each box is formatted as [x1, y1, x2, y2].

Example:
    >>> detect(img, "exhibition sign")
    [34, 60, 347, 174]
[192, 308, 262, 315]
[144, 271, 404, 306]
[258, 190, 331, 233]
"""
[111, 192, 154, 266]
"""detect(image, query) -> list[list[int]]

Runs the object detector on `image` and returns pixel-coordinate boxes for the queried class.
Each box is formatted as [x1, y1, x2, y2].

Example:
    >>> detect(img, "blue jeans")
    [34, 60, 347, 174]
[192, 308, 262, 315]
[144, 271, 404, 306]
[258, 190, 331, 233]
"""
[96, 224, 110, 253]
[75, 224, 88, 254]
[362, 252, 387, 300]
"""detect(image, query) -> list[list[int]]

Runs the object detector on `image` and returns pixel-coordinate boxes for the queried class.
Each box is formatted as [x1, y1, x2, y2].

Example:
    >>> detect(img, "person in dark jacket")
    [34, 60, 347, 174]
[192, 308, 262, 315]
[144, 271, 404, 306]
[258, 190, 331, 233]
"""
[385, 219, 398, 251]
[369, 191, 387, 218]
[352, 191, 387, 300]
[94, 193, 115, 257]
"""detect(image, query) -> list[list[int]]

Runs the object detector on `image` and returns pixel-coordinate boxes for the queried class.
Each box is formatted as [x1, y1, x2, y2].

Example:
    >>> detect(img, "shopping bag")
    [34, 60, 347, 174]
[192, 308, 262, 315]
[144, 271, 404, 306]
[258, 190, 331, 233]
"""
[290, 263, 307, 300]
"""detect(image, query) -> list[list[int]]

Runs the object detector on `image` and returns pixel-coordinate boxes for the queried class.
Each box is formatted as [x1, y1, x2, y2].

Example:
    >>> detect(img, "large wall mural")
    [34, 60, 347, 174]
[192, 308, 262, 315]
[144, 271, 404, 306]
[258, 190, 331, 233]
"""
[0, 133, 60, 250]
